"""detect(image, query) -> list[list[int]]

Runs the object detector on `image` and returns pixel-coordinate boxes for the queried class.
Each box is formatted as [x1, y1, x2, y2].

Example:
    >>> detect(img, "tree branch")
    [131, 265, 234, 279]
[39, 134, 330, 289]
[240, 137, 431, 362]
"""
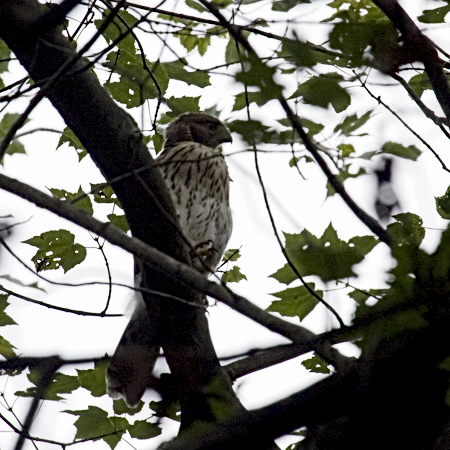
[0, 173, 351, 370]
[372, 0, 450, 125]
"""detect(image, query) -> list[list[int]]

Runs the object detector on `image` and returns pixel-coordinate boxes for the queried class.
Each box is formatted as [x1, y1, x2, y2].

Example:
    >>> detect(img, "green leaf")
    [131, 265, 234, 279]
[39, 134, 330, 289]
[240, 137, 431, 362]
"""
[222, 266, 247, 283]
[104, 53, 169, 108]
[107, 213, 129, 232]
[0, 113, 29, 162]
[430, 224, 450, 281]
[348, 288, 387, 305]
[277, 38, 316, 68]
[290, 74, 351, 112]
[23, 229, 87, 273]
[90, 183, 122, 208]
[212, 0, 233, 9]
[162, 61, 210, 87]
[277, 117, 324, 139]
[232, 91, 265, 111]
[408, 72, 431, 99]
[48, 186, 93, 215]
[0, 275, 45, 291]
[329, 21, 398, 68]
[166, 96, 200, 115]
[236, 53, 283, 103]
[289, 155, 314, 167]
[151, 132, 164, 154]
[358, 150, 379, 160]
[272, 0, 310, 12]
[0, 335, 16, 358]
[176, 27, 211, 55]
[16, 370, 80, 401]
[225, 37, 248, 65]
[0, 39, 11, 74]
[77, 360, 108, 398]
[227, 119, 274, 145]
[334, 110, 372, 136]
[57, 127, 87, 161]
[65, 406, 128, 449]
[338, 143, 355, 157]
[418, 5, 450, 23]
[301, 353, 331, 374]
[185, 0, 207, 12]
[223, 248, 241, 262]
[326, 166, 366, 197]
[267, 283, 322, 321]
[128, 420, 161, 439]
[197, 36, 211, 55]
[387, 213, 425, 247]
[436, 185, 450, 220]
[0, 294, 16, 327]
[149, 399, 181, 422]
[113, 398, 144, 415]
[95, 9, 138, 56]
[270, 224, 379, 283]
[348, 288, 388, 316]
[381, 141, 421, 161]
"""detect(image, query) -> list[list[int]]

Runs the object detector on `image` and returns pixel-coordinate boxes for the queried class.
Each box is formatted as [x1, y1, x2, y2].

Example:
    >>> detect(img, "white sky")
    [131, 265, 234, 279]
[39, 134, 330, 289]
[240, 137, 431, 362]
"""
[1, 1, 450, 449]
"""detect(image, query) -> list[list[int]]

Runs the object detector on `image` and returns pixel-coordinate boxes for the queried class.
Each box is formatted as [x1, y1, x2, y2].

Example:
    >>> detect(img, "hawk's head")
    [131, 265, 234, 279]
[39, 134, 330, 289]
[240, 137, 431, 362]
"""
[164, 113, 232, 150]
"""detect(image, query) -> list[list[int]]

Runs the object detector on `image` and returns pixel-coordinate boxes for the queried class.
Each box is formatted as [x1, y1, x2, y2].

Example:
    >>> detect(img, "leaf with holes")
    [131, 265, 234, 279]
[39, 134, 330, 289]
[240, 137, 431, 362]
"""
[270, 224, 379, 283]
[90, 183, 122, 208]
[104, 52, 169, 108]
[95, 9, 138, 56]
[302, 353, 331, 374]
[436, 185, 450, 219]
[166, 96, 200, 116]
[23, 230, 87, 273]
[48, 186, 93, 215]
[387, 213, 425, 247]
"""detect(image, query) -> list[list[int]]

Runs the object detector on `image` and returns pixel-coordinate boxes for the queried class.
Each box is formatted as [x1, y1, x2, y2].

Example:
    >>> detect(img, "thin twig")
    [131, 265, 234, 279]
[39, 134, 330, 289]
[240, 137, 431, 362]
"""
[355, 71, 450, 173]
[0, 284, 121, 317]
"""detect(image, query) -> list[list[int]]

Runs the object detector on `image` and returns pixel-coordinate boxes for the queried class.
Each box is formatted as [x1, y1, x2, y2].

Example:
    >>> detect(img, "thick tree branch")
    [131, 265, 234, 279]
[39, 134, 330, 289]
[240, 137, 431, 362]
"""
[0, 0, 242, 431]
[0, 173, 351, 371]
[372, 0, 450, 125]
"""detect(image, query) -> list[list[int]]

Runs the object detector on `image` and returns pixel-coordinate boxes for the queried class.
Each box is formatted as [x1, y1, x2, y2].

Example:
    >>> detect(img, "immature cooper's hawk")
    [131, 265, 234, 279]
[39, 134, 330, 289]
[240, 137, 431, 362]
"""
[106, 113, 233, 407]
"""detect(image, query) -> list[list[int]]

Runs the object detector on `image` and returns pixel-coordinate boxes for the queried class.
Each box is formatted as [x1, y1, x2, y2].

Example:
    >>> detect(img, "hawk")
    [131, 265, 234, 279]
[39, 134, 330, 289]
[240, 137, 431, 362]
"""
[106, 113, 233, 407]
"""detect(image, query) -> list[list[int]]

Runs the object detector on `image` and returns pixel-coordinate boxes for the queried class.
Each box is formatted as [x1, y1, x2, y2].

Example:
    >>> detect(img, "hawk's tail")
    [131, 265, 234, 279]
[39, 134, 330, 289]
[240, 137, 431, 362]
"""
[106, 301, 159, 408]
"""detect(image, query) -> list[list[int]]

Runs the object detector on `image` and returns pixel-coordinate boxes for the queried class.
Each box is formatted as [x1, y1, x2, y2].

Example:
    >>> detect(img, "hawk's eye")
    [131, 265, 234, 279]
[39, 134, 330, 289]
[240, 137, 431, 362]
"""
[207, 122, 218, 131]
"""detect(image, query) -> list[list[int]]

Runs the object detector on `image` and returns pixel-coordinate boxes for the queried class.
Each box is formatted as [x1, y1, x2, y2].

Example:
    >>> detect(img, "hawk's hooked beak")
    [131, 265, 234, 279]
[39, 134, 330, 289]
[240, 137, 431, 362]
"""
[218, 125, 233, 144]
